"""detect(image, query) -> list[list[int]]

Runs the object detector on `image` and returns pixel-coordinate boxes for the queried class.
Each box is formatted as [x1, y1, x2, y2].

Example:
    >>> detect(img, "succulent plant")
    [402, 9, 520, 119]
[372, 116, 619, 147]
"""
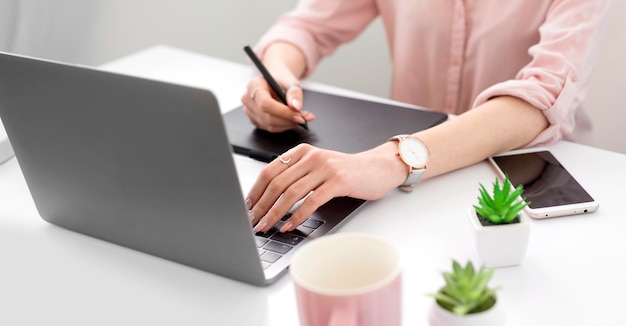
[473, 174, 529, 224]
[430, 260, 499, 316]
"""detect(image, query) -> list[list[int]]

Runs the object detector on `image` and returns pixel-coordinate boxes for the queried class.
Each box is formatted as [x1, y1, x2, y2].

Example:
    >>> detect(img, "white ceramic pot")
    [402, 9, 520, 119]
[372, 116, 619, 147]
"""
[428, 296, 505, 326]
[467, 206, 530, 268]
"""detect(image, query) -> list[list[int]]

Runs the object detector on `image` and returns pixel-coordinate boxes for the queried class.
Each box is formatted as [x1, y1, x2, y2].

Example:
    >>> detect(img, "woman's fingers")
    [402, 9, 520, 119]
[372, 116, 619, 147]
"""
[241, 76, 312, 132]
[249, 146, 312, 231]
[249, 144, 345, 233]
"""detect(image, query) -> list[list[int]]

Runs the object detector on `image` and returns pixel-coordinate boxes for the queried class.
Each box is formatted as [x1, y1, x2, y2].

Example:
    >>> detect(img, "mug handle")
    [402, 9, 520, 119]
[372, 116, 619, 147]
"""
[328, 305, 356, 326]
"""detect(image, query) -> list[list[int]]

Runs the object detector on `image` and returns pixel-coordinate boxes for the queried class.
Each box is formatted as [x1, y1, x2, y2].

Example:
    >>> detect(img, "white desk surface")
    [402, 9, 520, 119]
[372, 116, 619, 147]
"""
[1, 45, 625, 325]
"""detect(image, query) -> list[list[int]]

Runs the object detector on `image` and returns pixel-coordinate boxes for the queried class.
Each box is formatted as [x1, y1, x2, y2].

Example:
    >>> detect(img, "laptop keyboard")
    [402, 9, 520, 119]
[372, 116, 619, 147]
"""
[255, 213, 324, 269]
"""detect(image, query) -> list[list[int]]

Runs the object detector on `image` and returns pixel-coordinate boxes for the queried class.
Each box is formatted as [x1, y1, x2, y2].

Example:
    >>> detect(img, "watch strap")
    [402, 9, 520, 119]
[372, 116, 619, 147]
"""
[398, 167, 425, 192]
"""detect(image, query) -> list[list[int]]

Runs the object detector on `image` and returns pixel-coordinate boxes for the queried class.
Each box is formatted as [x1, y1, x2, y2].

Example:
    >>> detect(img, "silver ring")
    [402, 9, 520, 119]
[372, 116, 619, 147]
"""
[278, 154, 291, 166]
[285, 82, 301, 91]
[249, 87, 265, 100]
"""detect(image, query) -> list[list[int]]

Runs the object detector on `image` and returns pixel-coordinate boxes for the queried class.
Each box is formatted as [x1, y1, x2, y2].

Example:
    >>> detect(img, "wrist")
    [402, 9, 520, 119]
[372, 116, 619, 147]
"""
[377, 141, 411, 188]
[264, 42, 307, 78]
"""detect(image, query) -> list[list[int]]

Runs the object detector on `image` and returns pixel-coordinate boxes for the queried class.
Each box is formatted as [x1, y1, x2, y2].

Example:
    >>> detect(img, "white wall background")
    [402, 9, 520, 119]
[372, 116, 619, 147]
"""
[1, 0, 623, 154]
[583, 0, 626, 155]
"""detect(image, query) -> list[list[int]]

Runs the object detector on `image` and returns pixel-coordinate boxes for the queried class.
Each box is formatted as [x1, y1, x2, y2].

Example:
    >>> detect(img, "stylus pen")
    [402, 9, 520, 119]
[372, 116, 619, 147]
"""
[243, 45, 309, 130]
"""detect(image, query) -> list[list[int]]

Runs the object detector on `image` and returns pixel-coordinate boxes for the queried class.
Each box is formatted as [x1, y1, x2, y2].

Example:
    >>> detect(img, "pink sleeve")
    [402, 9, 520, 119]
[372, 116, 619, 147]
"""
[472, 0, 611, 147]
[253, 0, 378, 77]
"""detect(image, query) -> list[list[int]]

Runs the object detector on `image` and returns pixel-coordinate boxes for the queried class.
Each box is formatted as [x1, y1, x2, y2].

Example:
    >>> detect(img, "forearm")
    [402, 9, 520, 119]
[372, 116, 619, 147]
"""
[417, 96, 549, 178]
[262, 42, 308, 79]
[376, 96, 549, 186]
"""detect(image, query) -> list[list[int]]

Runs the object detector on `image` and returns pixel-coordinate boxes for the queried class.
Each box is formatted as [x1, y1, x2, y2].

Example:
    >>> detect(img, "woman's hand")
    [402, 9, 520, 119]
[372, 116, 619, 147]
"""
[240, 42, 314, 132]
[246, 142, 407, 233]
[240, 73, 315, 133]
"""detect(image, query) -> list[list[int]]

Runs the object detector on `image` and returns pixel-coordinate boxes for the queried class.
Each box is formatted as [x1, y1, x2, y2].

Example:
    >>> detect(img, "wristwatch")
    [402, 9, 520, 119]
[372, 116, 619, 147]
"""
[388, 134, 429, 192]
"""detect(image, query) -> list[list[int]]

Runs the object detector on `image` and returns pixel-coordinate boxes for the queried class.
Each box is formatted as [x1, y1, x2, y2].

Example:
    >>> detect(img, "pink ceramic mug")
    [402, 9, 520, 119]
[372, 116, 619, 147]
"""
[290, 233, 403, 326]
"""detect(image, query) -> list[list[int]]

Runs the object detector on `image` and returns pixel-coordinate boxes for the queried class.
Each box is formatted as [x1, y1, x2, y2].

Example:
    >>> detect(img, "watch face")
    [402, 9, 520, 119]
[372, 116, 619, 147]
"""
[399, 137, 429, 168]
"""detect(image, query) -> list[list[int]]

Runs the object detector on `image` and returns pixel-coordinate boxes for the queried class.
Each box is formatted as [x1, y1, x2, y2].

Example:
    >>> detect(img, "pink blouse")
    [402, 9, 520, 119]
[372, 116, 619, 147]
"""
[256, 0, 610, 146]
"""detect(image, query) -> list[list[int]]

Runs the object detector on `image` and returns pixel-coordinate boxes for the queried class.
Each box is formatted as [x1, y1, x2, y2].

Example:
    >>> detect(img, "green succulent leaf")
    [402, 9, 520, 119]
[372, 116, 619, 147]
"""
[474, 174, 528, 224]
[453, 304, 471, 316]
[427, 260, 498, 316]
[432, 292, 459, 307]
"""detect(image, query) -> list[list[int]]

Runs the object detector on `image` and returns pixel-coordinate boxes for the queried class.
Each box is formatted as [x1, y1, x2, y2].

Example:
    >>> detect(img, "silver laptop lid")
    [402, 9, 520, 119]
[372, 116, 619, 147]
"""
[0, 52, 267, 286]
[0, 116, 13, 163]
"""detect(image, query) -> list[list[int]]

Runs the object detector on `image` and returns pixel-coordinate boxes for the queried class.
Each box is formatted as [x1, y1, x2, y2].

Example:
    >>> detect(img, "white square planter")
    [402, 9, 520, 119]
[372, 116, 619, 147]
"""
[467, 207, 530, 268]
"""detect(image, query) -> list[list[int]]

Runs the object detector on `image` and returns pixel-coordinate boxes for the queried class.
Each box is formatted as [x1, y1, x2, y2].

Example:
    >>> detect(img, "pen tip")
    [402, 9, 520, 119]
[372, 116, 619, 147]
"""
[299, 113, 309, 130]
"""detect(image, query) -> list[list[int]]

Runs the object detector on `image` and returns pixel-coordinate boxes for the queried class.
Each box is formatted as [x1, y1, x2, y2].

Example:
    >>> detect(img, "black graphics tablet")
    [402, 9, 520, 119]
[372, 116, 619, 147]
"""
[223, 89, 448, 160]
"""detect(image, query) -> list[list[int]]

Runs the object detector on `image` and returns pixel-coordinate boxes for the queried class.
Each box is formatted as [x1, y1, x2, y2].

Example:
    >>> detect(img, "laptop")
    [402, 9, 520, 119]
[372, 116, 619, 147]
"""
[0, 51, 365, 286]
[0, 117, 13, 163]
[224, 89, 448, 160]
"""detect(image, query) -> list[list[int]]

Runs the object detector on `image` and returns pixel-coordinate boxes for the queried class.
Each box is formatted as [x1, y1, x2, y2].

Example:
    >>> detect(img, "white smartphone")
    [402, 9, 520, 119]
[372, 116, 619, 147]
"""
[488, 147, 599, 219]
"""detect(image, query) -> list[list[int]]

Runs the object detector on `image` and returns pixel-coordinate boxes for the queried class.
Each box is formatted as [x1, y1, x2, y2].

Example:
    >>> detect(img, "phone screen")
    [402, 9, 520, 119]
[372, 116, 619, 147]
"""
[491, 151, 594, 209]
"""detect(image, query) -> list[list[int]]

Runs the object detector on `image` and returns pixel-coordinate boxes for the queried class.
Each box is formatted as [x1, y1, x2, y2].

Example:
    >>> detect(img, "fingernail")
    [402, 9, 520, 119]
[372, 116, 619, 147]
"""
[280, 221, 293, 233]
[247, 210, 255, 221]
[245, 198, 252, 209]
[253, 219, 267, 233]
[291, 98, 301, 110]
[294, 115, 305, 124]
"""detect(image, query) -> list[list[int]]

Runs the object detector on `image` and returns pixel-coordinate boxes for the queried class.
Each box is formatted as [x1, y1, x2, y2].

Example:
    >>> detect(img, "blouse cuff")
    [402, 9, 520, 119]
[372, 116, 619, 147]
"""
[472, 68, 581, 147]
